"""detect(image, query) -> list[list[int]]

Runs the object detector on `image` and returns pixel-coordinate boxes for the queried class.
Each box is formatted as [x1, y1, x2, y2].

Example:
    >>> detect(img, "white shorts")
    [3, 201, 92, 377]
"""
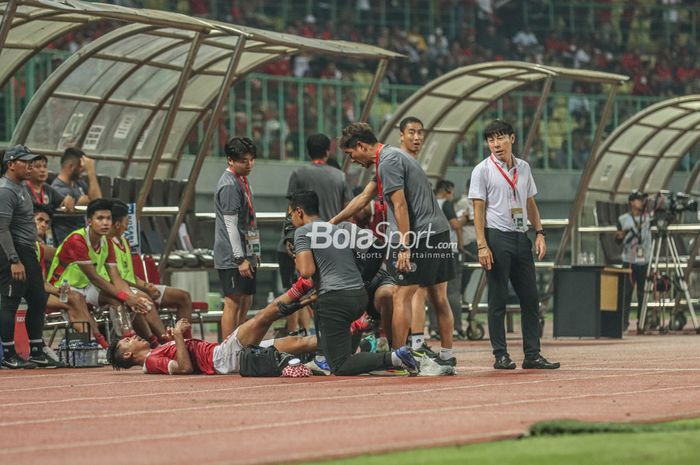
[71, 284, 100, 308]
[213, 328, 244, 374]
[212, 332, 276, 375]
[129, 285, 167, 305]
[154, 284, 167, 305]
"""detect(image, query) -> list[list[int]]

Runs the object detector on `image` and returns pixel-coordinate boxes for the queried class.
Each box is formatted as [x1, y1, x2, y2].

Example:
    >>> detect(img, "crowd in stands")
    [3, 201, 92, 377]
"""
[72, 1, 698, 98]
[23, 1, 700, 167]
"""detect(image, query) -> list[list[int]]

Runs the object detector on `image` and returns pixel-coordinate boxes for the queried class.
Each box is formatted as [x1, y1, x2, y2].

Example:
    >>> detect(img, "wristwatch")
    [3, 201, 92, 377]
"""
[397, 244, 409, 253]
[232, 256, 246, 265]
[9, 256, 19, 264]
[535, 229, 546, 237]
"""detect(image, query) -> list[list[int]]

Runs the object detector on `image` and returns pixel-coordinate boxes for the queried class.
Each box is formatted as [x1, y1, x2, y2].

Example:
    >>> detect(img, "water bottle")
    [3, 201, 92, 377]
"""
[266, 291, 275, 306]
[588, 252, 596, 265]
[110, 305, 133, 337]
[59, 280, 70, 303]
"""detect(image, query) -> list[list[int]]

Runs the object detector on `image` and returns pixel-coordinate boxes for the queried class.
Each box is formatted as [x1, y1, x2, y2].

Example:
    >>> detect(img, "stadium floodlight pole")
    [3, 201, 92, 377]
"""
[342, 58, 389, 172]
[0, 0, 17, 52]
[158, 35, 248, 276]
[520, 75, 553, 161]
[555, 83, 619, 267]
[136, 31, 204, 217]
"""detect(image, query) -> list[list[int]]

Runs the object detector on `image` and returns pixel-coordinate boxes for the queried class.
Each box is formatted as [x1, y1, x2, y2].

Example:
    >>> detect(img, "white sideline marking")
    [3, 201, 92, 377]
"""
[0, 378, 361, 408]
[1, 368, 696, 427]
[2, 382, 700, 456]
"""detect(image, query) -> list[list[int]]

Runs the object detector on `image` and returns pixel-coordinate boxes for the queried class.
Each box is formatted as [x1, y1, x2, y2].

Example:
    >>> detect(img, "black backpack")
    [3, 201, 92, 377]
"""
[238, 345, 293, 377]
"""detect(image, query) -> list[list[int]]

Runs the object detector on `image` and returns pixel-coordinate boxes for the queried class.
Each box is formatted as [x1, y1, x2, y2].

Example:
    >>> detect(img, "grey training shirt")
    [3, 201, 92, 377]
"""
[278, 162, 353, 253]
[287, 163, 353, 221]
[51, 177, 88, 243]
[294, 220, 364, 295]
[214, 170, 258, 269]
[377, 145, 449, 240]
[468, 155, 537, 233]
[0, 176, 38, 258]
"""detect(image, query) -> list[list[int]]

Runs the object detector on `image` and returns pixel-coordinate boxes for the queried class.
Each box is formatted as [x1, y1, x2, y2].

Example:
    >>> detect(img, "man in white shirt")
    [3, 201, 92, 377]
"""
[469, 120, 559, 370]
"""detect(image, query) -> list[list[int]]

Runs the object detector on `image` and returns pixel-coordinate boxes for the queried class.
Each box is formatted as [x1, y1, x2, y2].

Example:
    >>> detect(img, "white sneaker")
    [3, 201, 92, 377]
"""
[43, 345, 61, 363]
[417, 354, 456, 376]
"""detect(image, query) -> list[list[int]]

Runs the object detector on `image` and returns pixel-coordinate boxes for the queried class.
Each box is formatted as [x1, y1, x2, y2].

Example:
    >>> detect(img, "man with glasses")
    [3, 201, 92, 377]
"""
[0, 145, 62, 368]
[214, 137, 260, 337]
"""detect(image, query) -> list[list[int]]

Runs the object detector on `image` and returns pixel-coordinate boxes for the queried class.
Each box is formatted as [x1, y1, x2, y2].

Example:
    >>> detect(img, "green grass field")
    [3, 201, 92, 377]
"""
[304, 418, 700, 465]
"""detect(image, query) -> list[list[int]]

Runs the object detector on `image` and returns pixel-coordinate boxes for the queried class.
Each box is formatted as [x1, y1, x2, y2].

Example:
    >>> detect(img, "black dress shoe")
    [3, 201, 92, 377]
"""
[522, 355, 560, 369]
[493, 355, 516, 369]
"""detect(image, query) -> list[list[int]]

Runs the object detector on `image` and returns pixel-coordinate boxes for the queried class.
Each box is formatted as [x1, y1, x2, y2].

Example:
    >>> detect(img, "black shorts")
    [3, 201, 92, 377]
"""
[387, 230, 455, 287]
[218, 268, 256, 297]
[365, 268, 396, 320]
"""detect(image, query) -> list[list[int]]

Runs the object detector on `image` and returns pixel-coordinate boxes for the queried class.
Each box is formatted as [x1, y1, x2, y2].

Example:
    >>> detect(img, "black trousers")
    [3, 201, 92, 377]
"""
[485, 229, 540, 359]
[316, 288, 392, 375]
[0, 244, 48, 346]
[622, 262, 646, 327]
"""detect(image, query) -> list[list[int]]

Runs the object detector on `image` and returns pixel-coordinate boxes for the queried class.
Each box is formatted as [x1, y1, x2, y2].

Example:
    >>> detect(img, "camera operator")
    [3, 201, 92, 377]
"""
[616, 191, 652, 331]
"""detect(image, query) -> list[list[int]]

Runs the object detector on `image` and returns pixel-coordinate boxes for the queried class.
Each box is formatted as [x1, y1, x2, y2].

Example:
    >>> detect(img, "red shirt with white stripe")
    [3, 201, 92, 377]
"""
[144, 339, 217, 375]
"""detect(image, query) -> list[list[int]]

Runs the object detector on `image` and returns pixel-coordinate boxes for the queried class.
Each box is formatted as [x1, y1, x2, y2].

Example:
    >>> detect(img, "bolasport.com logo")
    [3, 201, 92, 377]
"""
[306, 222, 456, 264]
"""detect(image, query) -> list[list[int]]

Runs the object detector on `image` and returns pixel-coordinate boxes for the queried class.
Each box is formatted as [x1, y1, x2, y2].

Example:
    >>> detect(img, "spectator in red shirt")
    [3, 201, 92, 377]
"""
[107, 279, 318, 375]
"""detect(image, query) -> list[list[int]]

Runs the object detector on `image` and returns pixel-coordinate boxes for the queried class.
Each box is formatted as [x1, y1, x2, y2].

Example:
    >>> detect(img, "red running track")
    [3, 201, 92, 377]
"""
[2, 332, 700, 465]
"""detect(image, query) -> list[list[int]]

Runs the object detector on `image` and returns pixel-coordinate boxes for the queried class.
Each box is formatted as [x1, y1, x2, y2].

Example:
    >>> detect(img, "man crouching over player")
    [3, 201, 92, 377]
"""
[107, 279, 318, 375]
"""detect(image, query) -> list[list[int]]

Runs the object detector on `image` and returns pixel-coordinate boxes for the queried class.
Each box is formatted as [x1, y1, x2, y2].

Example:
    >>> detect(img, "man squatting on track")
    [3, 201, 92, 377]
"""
[331, 122, 457, 367]
[107, 279, 317, 375]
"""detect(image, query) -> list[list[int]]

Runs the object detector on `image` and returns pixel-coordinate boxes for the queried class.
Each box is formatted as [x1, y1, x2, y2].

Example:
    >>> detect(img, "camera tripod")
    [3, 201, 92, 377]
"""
[638, 228, 699, 333]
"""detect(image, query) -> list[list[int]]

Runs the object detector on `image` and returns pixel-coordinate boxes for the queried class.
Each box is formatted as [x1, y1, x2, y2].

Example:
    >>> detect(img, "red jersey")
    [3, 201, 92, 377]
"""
[144, 339, 217, 375]
[369, 199, 387, 241]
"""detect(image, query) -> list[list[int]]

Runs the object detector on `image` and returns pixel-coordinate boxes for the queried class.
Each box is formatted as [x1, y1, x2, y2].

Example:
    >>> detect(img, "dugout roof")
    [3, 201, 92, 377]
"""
[0, 0, 401, 269]
[581, 95, 700, 207]
[0, 0, 400, 180]
[378, 61, 628, 179]
[574, 95, 700, 278]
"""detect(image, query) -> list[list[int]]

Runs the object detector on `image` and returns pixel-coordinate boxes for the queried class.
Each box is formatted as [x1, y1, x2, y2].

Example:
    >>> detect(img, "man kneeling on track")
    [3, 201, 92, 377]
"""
[107, 279, 319, 375]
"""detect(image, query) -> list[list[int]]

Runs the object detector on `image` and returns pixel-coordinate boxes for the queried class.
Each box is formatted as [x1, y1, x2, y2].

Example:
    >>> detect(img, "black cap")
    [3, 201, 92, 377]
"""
[628, 190, 646, 202]
[3, 145, 41, 165]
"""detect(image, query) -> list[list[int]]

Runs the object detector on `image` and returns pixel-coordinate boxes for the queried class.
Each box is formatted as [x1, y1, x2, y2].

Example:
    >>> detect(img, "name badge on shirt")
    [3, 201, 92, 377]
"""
[511, 208, 524, 230]
[245, 229, 261, 259]
[636, 246, 645, 263]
